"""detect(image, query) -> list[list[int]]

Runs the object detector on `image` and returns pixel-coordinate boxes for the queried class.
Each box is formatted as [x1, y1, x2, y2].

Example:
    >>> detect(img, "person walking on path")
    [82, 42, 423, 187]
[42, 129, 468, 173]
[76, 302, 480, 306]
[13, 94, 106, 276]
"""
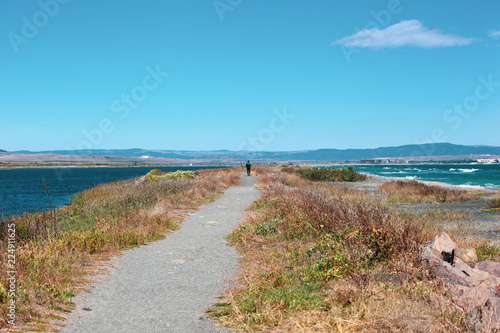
[245, 160, 251, 176]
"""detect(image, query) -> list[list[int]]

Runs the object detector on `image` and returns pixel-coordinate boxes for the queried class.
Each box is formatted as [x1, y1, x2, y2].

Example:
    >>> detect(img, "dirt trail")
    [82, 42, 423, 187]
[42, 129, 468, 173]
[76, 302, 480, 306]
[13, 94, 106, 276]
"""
[59, 173, 260, 333]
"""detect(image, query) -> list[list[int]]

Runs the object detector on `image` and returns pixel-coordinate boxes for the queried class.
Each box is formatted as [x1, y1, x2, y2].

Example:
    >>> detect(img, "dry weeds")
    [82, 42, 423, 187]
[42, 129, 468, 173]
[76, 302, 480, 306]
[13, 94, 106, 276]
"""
[378, 180, 475, 204]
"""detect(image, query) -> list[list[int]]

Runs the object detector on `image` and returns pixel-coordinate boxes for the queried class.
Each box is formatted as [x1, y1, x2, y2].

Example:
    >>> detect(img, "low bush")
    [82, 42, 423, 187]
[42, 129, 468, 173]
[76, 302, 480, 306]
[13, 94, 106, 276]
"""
[144, 169, 195, 181]
[295, 166, 367, 182]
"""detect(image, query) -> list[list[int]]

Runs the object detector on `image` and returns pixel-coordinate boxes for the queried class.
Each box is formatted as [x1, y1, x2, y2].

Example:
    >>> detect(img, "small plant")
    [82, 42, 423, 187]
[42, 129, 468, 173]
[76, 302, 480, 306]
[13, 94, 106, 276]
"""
[476, 242, 500, 261]
[486, 196, 500, 209]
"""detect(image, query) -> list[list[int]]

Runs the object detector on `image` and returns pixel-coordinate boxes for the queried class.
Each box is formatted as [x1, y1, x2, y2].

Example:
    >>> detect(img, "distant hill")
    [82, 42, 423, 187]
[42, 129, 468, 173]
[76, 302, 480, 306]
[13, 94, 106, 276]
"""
[13, 143, 500, 161]
[0, 149, 6, 153]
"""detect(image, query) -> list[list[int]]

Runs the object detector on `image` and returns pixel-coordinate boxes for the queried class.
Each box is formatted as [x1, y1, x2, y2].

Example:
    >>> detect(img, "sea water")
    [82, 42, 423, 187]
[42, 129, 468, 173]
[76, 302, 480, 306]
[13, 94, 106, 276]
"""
[0, 166, 225, 217]
[352, 164, 500, 191]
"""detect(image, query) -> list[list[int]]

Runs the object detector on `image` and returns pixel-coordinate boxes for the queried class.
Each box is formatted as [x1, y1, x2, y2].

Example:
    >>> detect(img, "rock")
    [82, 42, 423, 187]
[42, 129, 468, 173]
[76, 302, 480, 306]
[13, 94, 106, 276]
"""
[204, 221, 220, 227]
[454, 248, 478, 267]
[422, 234, 500, 329]
[454, 260, 500, 289]
[427, 232, 457, 257]
[421, 247, 468, 286]
[476, 260, 500, 279]
[450, 284, 491, 308]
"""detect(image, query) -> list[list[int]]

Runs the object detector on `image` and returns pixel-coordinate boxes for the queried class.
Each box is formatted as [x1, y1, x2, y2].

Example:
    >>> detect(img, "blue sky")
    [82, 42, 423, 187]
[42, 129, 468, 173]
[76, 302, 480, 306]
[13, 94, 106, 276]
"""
[1, 0, 499, 152]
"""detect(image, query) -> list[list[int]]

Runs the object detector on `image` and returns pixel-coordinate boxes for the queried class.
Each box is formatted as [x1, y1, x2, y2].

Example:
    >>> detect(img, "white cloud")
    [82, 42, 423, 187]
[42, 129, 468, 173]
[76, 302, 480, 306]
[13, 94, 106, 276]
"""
[332, 20, 477, 48]
[488, 30, 500, 39]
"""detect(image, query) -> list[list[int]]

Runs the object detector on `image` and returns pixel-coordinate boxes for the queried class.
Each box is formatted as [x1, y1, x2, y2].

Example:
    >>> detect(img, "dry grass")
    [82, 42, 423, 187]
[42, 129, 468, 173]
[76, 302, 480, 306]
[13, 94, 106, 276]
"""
[210, 166, 481, 332]
[0, 167, 240, 331]
[378, 180, 475, 204]
[486, 195, 500, 210]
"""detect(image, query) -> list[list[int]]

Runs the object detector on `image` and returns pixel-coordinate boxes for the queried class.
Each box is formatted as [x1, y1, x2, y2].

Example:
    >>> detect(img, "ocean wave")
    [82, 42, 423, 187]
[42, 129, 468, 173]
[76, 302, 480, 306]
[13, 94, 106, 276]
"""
[405, 176, 418, 180]
[457, 184, 485, 190]
[459, 168, 479, 173]
[485, 183, 500, 191]
[449, 168, 456, 171]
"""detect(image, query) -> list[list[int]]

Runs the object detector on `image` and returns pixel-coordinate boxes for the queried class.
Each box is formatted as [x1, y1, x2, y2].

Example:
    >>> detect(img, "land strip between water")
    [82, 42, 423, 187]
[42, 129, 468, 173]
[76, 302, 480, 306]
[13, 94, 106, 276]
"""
[59, 173, 260, 333]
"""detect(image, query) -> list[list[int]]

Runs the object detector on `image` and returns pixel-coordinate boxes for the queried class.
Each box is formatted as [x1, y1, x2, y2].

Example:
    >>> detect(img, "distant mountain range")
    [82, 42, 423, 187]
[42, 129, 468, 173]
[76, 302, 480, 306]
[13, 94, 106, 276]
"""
[7, 143, 500, 161]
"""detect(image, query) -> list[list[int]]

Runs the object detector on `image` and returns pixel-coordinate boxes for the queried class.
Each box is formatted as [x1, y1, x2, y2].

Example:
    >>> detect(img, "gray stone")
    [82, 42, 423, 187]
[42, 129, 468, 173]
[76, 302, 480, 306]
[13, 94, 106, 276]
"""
[476, 260, 500, 279]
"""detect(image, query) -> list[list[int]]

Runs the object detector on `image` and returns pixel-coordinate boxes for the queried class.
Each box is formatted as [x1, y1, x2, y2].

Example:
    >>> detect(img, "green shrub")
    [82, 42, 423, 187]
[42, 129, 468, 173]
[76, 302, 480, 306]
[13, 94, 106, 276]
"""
[145, 169, 196, 181]
[476, 242, 500, 261]
[296, 166, 366, 182]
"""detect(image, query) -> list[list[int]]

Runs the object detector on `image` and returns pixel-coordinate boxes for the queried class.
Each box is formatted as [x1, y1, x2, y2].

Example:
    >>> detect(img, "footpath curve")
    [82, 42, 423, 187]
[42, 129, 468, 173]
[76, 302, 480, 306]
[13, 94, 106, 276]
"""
[60, 173, 260, 333]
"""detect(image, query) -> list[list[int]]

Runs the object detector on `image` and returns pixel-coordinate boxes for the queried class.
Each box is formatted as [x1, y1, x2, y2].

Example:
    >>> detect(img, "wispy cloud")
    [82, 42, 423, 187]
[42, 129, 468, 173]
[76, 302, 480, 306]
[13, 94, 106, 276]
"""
[332, 20, 477, 48]
[488, 29, 500, 40]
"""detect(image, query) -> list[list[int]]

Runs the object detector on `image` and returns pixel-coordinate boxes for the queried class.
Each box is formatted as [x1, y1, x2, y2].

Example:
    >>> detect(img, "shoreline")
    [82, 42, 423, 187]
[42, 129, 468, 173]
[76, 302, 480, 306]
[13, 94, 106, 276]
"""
[360, 171, 500, 192]
[367, 173, 499, 192]
[0, 163, 233, 170]
[333, 174, 499, 195]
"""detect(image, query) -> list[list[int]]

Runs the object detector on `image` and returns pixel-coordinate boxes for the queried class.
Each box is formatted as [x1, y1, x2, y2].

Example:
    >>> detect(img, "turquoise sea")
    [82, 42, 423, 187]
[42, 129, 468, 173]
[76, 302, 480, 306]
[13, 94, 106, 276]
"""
[352, 164, 500, 191]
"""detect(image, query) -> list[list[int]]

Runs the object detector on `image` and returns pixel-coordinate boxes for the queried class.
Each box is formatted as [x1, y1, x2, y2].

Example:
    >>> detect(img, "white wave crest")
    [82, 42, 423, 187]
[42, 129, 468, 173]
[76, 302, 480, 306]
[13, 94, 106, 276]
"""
[459, 168, 479, 173]
[457, 184, 485, 190]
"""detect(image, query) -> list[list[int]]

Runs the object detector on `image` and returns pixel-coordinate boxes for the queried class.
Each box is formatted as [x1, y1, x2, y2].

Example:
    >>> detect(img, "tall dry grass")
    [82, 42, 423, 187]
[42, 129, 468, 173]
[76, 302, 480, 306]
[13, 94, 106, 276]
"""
[378, 180, 475, 204]
[0, 167, 239, 330]
[211, 166, 477, 332]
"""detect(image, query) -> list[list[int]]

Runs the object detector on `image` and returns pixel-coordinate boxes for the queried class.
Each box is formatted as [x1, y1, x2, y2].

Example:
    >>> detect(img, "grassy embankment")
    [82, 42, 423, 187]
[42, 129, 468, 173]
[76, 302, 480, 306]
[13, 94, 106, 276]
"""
[0, 168, 240, 331]
[378, 180, 475, 204]
[210, 166, 500, 332]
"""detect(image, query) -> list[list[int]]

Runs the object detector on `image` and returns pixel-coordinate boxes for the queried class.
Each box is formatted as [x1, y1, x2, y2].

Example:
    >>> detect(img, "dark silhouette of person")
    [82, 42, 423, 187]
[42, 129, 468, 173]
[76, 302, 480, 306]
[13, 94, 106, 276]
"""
[245, 160, 251, 176]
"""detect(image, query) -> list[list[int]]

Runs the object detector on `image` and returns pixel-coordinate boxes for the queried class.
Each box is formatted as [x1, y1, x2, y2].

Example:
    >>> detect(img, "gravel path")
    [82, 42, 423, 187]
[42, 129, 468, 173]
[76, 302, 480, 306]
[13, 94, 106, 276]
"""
[60, 173, 260, 333]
